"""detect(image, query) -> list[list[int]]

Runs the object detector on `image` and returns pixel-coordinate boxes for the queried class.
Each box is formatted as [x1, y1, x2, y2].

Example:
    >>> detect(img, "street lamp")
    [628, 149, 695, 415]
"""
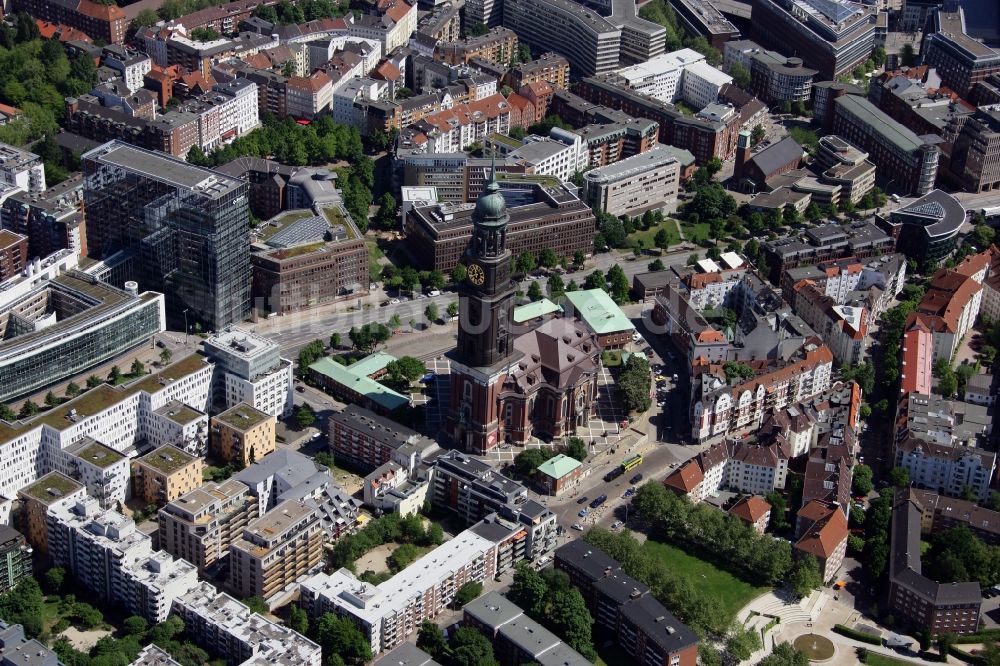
[183, 308, 189, 343]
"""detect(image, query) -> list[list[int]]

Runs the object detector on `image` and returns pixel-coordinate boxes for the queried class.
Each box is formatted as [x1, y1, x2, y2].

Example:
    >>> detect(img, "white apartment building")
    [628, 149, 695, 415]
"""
[204, 328, 293, 418]
[0, 354, 212, 524]
[582, 143, 680, 217]
[0, 144, 45, 205]
[333, 77, 387, 127]
[102, 45, 153, 93]
[613, 48, 731, 108]
[53, 439, 130, 510]
[286, 71, 334, 120]
[692, 344, 834, 443]
[413, 94, 511, 154]
[182, 80, 260, 152]
[505, 127, 588, 183]
[347, 2, 417, 54]
[301, 526, 504, 655]
[172, 582, 322, 665]
[895, 437, 996, 502]
[307, 36, 382, 73]
[47, 497, 199, 622]
[502, 0, 622, 76]
[682, 60, 734, 109]
[148, 401, 209, 456]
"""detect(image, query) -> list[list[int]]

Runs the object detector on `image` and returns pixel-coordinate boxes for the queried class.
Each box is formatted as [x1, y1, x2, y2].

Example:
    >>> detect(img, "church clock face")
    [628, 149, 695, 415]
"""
[468, 263, 485, 286]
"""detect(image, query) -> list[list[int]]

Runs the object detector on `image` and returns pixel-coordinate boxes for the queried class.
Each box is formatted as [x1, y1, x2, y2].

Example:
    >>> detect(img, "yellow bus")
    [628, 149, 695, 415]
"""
[621, 454, 643, 472]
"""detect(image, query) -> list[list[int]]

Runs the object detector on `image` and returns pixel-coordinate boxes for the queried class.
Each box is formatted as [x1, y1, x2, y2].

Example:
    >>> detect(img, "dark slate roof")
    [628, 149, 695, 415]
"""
[620, 595, 699, 655]
[747, 136, 804, 177]
[554, 540, 619, 581]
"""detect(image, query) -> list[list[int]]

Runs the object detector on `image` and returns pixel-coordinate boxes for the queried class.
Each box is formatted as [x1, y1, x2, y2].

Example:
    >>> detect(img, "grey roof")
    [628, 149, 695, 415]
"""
[82, 141, 243, 198]
[594, 571, 649, 604]
[463, 590, 523, 630]
[835, 95, 928, 153]
[554, 540, 619, 581]
[373, 643, 442, 666]
[890, 189, 965, 240]
[620, 595, 699, 655]
[747, 137, 804, 177]
[966, 373, 994, 394]
[536, 643, 594, 666]
[234, 449, 322, 487]
[330, 404, 434, 452]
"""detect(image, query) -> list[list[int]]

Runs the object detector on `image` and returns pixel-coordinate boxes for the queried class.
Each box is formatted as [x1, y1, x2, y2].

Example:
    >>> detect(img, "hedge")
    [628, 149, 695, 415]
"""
[955, 629, 1000, 645]
[950, 645, 986, 665]
[833, 624, 883, 645]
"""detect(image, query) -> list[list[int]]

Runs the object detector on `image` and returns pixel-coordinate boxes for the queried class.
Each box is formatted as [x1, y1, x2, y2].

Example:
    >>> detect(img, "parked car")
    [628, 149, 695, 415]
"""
[419, 373, 435, 384]
[629, 473, 643, 484]
[590, 495, 608, 508]
[611, 521, 623, 529]
[577, 496, 589, 504]
[572, 523, 584, 531]
[578, 509, 589, 518]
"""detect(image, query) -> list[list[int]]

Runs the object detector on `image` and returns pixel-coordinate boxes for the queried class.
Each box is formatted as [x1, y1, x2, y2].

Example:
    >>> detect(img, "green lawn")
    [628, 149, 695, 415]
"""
[641, 539, 768, 624]
[681, 221, 711, 243]
[628, 219, 682, 249]
[862, 653, 914, 666]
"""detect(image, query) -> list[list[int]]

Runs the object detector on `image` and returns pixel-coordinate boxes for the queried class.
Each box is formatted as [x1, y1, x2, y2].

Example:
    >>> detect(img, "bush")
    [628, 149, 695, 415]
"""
[832, 624, 881, 645]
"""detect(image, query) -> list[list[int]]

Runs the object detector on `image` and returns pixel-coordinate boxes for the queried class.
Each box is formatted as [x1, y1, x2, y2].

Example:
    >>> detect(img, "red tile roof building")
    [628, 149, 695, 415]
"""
[16, 0, 126, 43]
[794, 499, 848, 582]
[728, 496, 771, 534]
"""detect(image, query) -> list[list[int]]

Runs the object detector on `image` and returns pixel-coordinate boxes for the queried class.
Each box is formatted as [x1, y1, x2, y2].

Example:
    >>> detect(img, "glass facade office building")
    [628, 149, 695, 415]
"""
[82, 141, 251, 331]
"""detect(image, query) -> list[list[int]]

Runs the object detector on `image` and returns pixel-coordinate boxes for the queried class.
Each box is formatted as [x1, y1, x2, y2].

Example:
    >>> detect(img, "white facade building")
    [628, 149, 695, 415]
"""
[172, 582, 322, 665]
[47, 497, 199, 622]
[505, 128, 588, 183]
[613, 48, 731, 108]
[204, 328, 293, 418]
[0, 143, 45, 205]
[895, 438, 996, 502]
[582, 143, 680, 217]
[286, 71, 334, 120]
[333, 77, 387, 127]
[681, 60, 734, 109]
[102, 46, 153, 93]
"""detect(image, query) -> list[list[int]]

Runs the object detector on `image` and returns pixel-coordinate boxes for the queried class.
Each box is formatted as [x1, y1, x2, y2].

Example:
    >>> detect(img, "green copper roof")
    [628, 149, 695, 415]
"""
[513, 299, 563, 323]
[564, 289, 635, 335]
[308, 357, 409, 411]
[537, 454, 582, 479]
[346, 351, 398, 377]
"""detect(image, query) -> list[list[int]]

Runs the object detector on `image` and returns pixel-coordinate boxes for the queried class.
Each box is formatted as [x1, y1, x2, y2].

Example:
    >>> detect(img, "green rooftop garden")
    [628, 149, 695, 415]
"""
[75, 443, 124, 469]
[139, 446, 197, 474]
[22, 473, 81, 503]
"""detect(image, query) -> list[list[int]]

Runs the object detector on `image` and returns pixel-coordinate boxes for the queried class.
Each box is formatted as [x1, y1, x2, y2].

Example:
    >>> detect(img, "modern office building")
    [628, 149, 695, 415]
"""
[210, 403, 276, 467]
[948, 106, 1000, 194]
[327, 404, 438, 473]
[203, 327, 293, 418]
[583, 144, 680, 217]
[158, 479, 260, 573]
[132, 445, 206, 506]
[81, 141, 251, 331]
[921, 7, 1000, 98]
[405, 179, 595, 272]
[877, 189, 964, 266]
[668, 0, 739, 49]
[0, 271, 165, 402]
[502, 0, 622, 76]
[888, 492, 982, 634]
[229, 500, 323, 600]
[723, 40, 818, 104]
[750, 0, 885, 80]
[172, 581, 322, 665]
[831, 95, 938, 196]
[251, 206, 369, 316]
[0, 527, 30, 594]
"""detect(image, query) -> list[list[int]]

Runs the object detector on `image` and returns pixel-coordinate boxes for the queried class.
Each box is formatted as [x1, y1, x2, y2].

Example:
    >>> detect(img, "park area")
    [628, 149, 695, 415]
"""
[640, 539, 768, 624]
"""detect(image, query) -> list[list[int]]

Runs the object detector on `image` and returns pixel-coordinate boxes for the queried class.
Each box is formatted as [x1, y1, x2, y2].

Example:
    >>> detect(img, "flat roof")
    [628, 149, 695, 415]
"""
[564, 289, 634, 335]
[215, 402, 271, 430]
[83, 141, 244, 198]
[155, 400, 204, 426]
[136, 445, 199, 474]
[19, 472, 83, 504]
[71, 441, 124, 469]
[513, 298, 563, 322]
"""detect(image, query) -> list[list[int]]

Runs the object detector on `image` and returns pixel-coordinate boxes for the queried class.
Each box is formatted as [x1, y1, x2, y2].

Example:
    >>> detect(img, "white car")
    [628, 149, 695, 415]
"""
[611, 521, 623, 529]
[571, 523, 584, 531]
[390, 298, 400, 305]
